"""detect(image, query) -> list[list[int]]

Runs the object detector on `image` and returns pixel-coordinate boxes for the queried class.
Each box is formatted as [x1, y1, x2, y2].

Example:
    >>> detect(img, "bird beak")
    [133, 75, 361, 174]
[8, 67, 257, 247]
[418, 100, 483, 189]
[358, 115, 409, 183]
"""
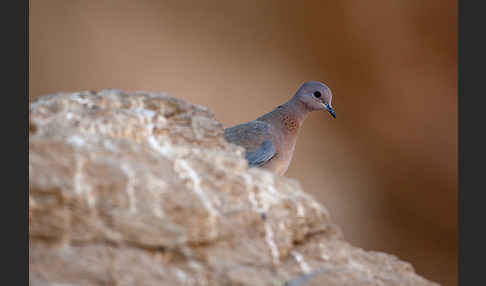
[325, 103, 336, 118]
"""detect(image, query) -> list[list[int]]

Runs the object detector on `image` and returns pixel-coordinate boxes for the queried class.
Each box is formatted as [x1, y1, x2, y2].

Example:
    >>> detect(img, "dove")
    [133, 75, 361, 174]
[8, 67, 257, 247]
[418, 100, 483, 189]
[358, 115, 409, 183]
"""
[224, 81, 336, 175]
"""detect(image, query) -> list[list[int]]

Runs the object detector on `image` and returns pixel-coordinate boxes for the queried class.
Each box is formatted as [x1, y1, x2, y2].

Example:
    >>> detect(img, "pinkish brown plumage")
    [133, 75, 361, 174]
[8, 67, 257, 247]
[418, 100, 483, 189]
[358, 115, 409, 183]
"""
[224, 81, 336, 175]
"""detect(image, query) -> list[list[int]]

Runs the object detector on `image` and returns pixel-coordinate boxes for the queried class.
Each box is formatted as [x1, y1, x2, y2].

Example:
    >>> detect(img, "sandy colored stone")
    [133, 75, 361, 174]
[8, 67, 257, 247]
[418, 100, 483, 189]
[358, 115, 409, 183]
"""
[29, 90, 439, 286]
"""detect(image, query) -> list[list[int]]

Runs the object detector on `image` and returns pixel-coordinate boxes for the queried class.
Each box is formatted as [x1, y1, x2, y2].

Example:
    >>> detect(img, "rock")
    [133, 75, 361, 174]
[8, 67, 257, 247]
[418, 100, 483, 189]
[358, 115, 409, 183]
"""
[29, 90, 439, 286]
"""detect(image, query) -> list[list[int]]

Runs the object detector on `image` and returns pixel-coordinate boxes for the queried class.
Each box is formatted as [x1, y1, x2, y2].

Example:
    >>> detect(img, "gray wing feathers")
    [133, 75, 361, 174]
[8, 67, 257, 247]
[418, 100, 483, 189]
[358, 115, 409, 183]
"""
[224, 121, 276, 167]
[245, 140, 276, 167]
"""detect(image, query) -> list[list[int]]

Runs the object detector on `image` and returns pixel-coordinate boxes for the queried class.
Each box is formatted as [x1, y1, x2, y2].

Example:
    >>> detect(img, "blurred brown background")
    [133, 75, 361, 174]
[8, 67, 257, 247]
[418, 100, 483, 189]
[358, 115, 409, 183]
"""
[30, 0, 457, 285]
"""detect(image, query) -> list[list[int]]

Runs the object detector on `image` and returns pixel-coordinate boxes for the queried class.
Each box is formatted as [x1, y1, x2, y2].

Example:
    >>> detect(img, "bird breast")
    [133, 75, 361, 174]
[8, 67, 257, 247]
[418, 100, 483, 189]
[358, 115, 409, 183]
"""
[281, 115, 300, 133]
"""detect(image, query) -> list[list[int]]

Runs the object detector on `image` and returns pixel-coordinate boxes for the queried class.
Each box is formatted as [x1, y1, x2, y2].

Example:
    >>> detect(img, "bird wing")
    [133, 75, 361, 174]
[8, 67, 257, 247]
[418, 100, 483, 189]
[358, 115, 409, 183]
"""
[224, 120, 276, 167]
[245, 139, 276, 167]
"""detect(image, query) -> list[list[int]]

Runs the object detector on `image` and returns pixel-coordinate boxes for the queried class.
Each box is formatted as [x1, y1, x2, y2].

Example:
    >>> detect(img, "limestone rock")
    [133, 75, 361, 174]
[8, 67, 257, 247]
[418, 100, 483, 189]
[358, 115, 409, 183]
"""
[29, 90, 439, 286]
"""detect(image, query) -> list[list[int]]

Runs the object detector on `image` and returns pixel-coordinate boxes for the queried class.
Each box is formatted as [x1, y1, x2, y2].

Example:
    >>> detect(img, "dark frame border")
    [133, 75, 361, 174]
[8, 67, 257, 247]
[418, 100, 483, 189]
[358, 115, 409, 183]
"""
[458, 0, 483, 285]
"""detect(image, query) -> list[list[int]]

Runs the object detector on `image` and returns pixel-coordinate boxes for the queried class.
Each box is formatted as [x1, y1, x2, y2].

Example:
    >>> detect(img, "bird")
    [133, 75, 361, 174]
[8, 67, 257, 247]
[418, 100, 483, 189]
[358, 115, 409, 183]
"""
[224, 81, 336, 176]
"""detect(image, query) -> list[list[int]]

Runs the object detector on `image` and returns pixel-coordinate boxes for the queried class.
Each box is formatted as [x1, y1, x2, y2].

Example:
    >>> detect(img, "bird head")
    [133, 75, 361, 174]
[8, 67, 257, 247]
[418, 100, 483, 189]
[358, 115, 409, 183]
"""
[296, 81, 336, 118]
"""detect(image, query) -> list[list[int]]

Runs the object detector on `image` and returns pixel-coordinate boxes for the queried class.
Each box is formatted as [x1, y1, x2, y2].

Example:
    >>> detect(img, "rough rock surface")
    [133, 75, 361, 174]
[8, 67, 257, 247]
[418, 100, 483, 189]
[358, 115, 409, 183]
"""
[29, 90, 439, 286]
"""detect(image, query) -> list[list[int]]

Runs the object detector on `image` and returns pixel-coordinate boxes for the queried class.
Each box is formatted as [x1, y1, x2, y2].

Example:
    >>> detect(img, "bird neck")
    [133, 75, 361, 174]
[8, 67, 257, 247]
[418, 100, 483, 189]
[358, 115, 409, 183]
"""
[262, 97, 309, 134]
[286, 95, 312, 118]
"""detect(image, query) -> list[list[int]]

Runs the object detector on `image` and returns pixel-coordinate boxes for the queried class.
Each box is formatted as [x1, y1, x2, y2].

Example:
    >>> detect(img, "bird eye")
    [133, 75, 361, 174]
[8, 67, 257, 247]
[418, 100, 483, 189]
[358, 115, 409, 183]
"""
[313, 91, 321, 98]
